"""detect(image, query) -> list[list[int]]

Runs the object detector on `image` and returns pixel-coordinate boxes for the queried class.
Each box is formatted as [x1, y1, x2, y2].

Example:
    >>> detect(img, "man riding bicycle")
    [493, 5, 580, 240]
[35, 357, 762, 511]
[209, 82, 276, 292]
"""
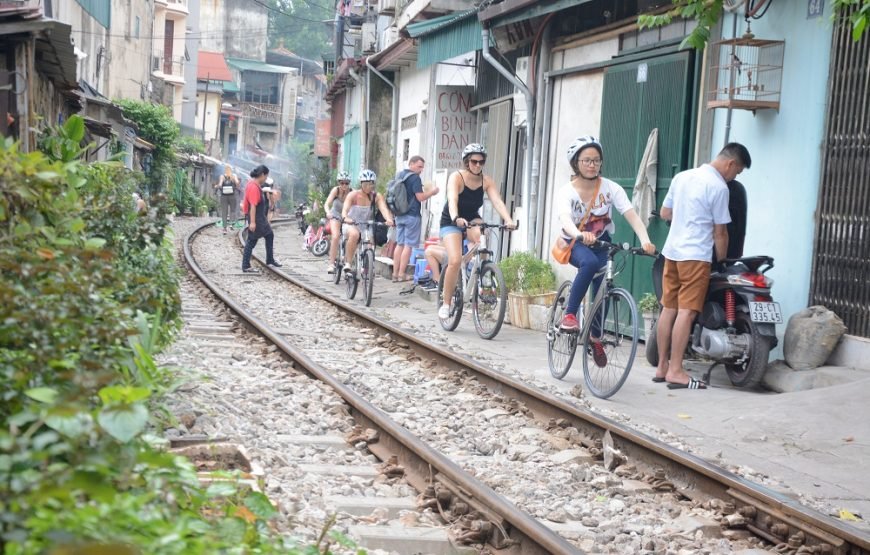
[438, 143, 516, 321]
[555, 136, 655, 365]
[341, 169, 394, 274]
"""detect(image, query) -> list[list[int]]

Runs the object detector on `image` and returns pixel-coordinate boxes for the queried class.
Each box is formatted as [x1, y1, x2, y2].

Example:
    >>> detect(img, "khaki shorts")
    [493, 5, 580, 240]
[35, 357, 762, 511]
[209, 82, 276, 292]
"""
[661, 259, 710, 313]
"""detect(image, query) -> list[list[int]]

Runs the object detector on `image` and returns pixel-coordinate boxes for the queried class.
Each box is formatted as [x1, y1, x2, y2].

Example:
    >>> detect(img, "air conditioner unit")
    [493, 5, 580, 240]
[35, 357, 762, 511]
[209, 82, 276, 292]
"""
[378, 0, 396, 14]
[361, 22, 377, 53]
[381, 27, 398, 50]
[513, 56, 529, 127]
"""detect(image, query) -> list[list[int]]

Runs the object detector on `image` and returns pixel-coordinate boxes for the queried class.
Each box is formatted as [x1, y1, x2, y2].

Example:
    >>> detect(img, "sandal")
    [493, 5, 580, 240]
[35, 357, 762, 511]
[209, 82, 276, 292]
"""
[651, 376, 666, 383]
[667, 377, 707, 390]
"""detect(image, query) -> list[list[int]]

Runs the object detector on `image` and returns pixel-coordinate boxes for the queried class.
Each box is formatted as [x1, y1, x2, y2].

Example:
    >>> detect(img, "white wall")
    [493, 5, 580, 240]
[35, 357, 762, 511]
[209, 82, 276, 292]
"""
[108, 0, 153, 101]
[396, 65, 431, 171]
[195, 90, 222, 140]
[543, 37, 618, 284]
[56, 2, 110, 94]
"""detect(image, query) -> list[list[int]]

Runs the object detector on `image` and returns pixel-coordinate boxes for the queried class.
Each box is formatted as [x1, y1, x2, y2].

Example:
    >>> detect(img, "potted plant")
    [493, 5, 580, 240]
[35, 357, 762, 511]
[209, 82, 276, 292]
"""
[499, 251, 557, 330]
[638, 292, 659, 339]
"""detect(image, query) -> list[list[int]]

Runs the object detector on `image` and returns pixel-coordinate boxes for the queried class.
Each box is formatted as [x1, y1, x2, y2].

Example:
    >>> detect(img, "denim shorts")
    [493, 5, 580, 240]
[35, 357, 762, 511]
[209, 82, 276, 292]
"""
[439, 225, 463, 238]
[395, 214, 421, 246]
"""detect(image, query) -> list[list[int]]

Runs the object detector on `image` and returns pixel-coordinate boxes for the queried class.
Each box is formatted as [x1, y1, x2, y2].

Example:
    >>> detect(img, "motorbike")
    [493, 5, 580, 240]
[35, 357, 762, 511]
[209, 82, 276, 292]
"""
[645, 254, 781, 388]
[303, 218, 330, 257]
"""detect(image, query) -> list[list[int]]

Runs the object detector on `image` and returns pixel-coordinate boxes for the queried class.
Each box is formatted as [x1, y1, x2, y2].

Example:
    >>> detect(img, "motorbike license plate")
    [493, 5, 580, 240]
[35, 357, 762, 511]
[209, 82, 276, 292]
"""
[749, 302, 783, 324]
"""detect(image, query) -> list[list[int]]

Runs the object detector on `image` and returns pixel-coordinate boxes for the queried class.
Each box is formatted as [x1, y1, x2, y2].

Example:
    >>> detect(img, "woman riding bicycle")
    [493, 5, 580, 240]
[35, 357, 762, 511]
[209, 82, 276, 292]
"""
[438, 143, 515, 321]
[325, 171, 352, 273]
[341, 169, 394, 273]
[556, 136, 656, 361]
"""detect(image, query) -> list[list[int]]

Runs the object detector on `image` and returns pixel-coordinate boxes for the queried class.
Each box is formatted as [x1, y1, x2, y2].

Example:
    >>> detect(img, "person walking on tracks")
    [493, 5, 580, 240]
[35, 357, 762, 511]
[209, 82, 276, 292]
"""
[215, 164, 240, 233]
[241, 165, 282, 273]
[389, 155, 438, 282]
[555, 136, 655, 365]
[438, 144, 515, 321]
[655, 142, 751, 389]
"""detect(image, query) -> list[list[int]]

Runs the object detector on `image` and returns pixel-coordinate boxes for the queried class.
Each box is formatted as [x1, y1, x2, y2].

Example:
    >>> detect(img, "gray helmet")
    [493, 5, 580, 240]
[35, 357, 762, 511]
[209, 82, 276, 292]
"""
[337, 170, 351, 182]
[567, 135, 603, 164]
[358, 169, 377, 182]
[461, 143, 487, 160]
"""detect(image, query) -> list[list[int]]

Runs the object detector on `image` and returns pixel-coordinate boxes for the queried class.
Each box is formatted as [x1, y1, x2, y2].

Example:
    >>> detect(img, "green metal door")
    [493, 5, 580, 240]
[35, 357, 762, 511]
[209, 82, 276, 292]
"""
[599, 50, 697, 320]
[342, 126, 361, 179]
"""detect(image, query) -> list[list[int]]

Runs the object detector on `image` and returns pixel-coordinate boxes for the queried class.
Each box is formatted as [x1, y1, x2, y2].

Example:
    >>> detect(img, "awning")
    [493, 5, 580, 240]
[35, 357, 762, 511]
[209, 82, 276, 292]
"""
[368, 38, 418, 72]
[0, 19, 77, 89]
[406, 10, 482, 68]
[479, 0, 592, 27]
[227, 57, 294, 74]
[198, 50, 233, 81]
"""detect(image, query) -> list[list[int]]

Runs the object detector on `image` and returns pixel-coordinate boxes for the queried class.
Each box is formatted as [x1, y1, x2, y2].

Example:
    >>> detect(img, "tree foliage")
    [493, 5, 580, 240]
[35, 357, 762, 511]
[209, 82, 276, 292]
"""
[0, 117, 300, 553]
[264, 0, 332, 60]
[638, 0, 870, 49]
[116, 100, 179, 196]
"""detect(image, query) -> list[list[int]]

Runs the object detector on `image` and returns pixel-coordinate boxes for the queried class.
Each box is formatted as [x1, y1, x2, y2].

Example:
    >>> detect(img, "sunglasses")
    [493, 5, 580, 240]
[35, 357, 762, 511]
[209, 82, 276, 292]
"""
[468, 159, 486, 166]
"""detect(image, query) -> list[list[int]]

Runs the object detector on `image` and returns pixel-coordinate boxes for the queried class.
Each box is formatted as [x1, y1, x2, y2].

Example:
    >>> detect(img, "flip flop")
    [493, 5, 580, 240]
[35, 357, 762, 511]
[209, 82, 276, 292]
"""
[651, 377, 666, 383]
[667, 378, 707, 390]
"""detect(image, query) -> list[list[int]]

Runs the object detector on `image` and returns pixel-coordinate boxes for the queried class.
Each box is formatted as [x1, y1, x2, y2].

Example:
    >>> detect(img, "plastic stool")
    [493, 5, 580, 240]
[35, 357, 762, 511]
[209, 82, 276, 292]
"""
[413, 259, 431, 284]
[410, 247, 426, 264]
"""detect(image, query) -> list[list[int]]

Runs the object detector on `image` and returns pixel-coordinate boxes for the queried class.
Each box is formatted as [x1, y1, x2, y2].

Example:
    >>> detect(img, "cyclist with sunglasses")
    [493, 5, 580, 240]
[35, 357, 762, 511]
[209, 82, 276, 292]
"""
[325, 171, 352, 273]
[438, 143, 515, 320]
[556, 136, 655, 362]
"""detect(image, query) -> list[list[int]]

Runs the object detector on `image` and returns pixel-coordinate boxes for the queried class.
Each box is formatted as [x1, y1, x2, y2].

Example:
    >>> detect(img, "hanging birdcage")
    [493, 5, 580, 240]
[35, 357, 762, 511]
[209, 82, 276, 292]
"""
[707, 34, 784, 112]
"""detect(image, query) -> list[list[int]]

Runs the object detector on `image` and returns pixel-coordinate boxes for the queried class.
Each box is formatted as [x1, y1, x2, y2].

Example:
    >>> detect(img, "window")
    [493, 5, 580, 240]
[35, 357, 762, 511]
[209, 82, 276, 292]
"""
[134, 16, 140, 38]
[403, 139, 410, 161]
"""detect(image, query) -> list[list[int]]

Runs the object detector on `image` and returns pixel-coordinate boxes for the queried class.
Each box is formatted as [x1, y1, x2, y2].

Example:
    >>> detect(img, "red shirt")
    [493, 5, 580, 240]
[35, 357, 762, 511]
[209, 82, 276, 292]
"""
[242, 179, 261, 214]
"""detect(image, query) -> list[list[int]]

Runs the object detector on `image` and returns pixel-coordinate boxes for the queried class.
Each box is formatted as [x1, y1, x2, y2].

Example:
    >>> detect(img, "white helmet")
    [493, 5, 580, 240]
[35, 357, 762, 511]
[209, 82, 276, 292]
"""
[461, 143, 487, 160]
[358, 169, 377, 182]
[566, 135, 603, 165]
[337, 170, 351, 182]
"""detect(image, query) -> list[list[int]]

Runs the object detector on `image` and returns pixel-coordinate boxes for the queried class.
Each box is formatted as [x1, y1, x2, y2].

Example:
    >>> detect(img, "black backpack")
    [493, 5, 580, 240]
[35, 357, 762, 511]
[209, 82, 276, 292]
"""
[373, 204, 388, 247]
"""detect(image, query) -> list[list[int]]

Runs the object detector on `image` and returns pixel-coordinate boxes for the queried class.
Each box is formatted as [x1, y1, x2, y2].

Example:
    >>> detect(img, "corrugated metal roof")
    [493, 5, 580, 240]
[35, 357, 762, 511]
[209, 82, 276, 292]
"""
[406, 9, 476, 38]
[410, 11, 484, 69]
[226, 57, 293, 74]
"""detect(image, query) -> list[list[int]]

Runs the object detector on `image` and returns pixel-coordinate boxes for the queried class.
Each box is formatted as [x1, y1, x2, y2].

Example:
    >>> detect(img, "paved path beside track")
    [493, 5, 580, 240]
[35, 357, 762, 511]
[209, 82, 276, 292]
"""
[268, 223, 870, 535]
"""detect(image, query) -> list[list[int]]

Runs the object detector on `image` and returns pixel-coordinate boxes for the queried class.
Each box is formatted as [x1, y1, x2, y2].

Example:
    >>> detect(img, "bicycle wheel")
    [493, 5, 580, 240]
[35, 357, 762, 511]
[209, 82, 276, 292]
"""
[345, 258, 358, 299]
[312, 238, 329, 257]
[582, 287, 639, 399]
[437, 274, 463, 331]
[361, 249, 375, 307]
[547, 281, 579, 379]
[333, 246, 343, 284]
[472, 261, 507, 340]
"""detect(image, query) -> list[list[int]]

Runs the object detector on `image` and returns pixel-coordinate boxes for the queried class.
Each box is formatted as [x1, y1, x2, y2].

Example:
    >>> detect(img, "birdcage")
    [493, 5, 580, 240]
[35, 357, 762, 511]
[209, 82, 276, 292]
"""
[707, 35, 784, 112]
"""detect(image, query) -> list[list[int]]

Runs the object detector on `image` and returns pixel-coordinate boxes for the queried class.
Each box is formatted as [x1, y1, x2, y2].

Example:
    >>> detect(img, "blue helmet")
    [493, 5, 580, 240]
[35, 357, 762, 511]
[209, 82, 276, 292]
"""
[337, 170, 351, 182]
[358, 169, 377, 182]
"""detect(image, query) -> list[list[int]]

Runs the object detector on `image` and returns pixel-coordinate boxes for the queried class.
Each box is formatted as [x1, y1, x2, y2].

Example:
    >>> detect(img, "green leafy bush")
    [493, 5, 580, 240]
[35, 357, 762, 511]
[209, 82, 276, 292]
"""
[0, 119, 296, 553]
[638, 292, 659, 314]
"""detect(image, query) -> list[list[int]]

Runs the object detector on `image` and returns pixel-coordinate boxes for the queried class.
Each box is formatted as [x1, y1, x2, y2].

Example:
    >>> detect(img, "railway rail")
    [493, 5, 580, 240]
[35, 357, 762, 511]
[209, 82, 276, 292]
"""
[182, 219, 869, 554]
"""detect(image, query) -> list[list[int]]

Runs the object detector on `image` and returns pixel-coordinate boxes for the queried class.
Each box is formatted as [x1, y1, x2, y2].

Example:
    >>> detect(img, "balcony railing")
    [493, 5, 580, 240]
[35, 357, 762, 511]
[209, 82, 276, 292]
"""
[242, 102, 281, 124]
[153, 52, 185, 78]
[166, 0, 188, 15]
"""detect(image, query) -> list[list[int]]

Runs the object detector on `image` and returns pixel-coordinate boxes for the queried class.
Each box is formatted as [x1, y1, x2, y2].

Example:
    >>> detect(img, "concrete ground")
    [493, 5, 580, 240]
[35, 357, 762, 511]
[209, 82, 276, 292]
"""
[267, 225, 870, 536]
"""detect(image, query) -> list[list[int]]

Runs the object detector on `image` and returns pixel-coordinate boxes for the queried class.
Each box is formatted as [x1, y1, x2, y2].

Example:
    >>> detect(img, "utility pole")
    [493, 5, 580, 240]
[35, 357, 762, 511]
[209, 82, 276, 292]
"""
[201, 72, 210, 145]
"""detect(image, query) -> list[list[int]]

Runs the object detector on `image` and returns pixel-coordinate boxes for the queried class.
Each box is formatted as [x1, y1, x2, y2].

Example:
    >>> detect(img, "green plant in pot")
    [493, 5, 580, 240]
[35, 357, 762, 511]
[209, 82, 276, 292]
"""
[499, 252, 557, 330]
[638, 292, 659, 316]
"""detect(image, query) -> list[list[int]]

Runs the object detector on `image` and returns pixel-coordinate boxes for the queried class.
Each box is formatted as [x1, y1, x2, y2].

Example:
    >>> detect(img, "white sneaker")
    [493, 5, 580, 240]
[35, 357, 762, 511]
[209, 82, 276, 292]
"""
[326, 262, 335, 273]
[438, 304, 451, 319]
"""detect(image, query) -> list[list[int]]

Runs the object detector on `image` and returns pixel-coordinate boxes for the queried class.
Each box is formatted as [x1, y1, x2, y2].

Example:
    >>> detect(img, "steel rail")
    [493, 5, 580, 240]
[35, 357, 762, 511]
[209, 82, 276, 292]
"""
[245, 220, 870, 554]
[184, 221, 579, 555]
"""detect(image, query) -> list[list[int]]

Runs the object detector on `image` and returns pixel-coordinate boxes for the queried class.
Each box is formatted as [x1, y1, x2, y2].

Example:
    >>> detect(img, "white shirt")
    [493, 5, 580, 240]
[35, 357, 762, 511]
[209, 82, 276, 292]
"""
[662, 164, 731, 262]
[555, 177, 632, 240]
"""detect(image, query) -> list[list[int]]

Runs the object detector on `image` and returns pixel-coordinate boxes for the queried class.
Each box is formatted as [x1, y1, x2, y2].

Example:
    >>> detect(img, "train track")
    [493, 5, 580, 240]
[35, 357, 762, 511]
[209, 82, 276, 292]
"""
[183, 219, 870, 555]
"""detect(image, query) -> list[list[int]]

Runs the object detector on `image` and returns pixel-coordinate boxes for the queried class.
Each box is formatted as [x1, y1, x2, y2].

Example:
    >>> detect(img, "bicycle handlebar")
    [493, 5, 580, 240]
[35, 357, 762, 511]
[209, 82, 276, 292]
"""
[341, 218, 392, 228]
[464, 221, 519, 231]
[593, 239, 658, 258]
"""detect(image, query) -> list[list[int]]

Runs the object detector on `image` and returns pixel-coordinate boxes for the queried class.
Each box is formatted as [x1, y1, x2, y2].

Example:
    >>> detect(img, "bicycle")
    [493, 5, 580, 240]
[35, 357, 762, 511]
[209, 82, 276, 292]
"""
[331, 225, 346, 286]
[343, 219, 389, 307]
[437, 222, 515, 340]
[546, 240, 654, 399]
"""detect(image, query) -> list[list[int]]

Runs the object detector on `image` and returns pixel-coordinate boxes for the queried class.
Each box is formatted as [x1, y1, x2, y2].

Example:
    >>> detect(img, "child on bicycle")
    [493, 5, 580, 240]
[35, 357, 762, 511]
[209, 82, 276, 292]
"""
[438, 143, 515, 321]
[341, 169, 394, 274]
[556, 136, 656, 363]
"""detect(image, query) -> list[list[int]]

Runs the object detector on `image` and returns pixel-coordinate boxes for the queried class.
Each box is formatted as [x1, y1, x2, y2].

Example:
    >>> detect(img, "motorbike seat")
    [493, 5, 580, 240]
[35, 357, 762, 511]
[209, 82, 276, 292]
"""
[721, 255, 774, 273]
